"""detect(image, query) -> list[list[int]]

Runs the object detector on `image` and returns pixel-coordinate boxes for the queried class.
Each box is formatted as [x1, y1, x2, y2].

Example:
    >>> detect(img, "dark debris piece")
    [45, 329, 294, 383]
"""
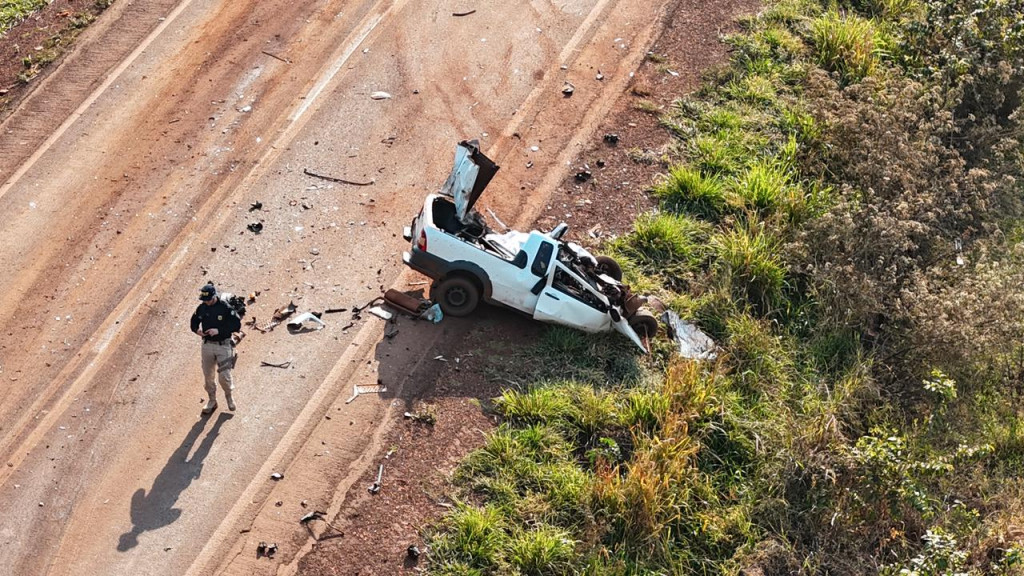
[249, 201, 263, 212]
[603, 133, 620, 145]
[247, 222, 264, 233]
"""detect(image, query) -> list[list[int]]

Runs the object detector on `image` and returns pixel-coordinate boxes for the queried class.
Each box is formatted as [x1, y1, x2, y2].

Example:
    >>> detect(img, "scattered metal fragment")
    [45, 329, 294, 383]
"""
[575, 170, 592, 182]
[452, 9, 476, 16]
[261, 50, 289, 63]
[256, 541, 267, 557]
[370, 91, 392, 100]
[265, 543, 278, 558]
[270, 472, 284, 480]
[302, 168, 375, 186]
[596, 70, 604, 81]
[260, 358, 293, 368]
[324, 307, 348, 314]
[561, 82, 575, 96]
[384, 323, 399, 339]
[603, 133, 619, 144]
[368, 306, 393, 320]
[486, 208, 508, 230]
[407, 545, 421, 558]
[248, 202, 262, 212]
[368, 464, 384, 494]
[661, 310, 718, 360]
[247, 222, 264, 233]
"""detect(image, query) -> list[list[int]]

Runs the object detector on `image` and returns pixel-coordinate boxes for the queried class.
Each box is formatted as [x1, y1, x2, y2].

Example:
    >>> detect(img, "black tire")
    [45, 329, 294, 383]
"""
[431, 276, 481, 317]
[595, 255, 623, 281]
[628, 312, 659, 338]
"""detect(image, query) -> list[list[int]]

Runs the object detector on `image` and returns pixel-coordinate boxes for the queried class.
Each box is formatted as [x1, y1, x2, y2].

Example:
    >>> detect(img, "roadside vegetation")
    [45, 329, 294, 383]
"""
[0, 0, 113, 112]
[425, 0, 1024, 573]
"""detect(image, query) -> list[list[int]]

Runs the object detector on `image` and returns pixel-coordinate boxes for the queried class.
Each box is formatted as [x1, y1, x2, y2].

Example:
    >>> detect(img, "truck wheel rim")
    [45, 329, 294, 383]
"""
[448, 288, 467, 307]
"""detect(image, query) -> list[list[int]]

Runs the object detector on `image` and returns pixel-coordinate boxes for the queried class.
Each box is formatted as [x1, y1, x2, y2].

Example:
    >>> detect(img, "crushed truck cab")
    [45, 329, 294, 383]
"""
[402, 140, 655, 352]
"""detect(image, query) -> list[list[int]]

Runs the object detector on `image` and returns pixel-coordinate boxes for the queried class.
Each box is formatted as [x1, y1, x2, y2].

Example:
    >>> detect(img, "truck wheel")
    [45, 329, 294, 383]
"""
[628, 311, 659, 338]
[596, 256, 623, 281]
[431, 276, 480, 317]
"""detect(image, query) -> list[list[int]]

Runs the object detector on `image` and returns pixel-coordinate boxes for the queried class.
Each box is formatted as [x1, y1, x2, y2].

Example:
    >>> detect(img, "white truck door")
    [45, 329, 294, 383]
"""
[532, 264, 613, 333]
[492, 236, 553, 313]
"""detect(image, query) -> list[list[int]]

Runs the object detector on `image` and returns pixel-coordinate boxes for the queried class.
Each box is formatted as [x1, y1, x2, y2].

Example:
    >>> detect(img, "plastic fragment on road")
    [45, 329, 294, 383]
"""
[299, 510, 326, 524]
[368, 306, 393, 320]
[420, 303, 443, 324]
[370, 91, 392, 100]
[368, 464, 384, 494]
[661, 310, 717, 360]
[287, 311, 325, 330]
[270, 472, 284, 480]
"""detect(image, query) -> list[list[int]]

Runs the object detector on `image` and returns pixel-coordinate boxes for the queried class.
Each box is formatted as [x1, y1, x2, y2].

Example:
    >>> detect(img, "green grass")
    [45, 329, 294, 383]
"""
[427, 0, 1024, 572]
[711, 219, 787, 313]
[0, 0, 46, 35]
[810, 11, 880, 83]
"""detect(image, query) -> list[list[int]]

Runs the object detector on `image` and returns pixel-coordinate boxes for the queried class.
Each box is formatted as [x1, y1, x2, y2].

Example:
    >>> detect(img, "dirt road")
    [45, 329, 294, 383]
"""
[0, 0, 672, 573]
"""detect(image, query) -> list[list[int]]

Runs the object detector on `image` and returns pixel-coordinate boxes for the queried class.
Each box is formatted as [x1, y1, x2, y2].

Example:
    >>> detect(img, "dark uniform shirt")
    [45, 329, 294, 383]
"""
[190, 298, 242, 342]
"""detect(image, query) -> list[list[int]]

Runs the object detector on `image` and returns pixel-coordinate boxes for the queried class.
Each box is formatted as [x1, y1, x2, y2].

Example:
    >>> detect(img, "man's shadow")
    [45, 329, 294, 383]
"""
[117, 412, 233, 551]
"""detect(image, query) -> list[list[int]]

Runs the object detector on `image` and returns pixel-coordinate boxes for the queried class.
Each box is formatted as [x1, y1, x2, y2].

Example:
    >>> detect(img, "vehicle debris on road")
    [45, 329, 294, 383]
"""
[256, 541, 278, 558]
[383, 288, 431, 317]
[247, 222, 263, 234]
[260, 358, 293, 368]
[370, 91, 392, 100]
[302, 167, 374, 186]
[368, 464, 384, 494]
[299, 510, 327, 524]
[270, 472, 284, 480]
[287, 311, 326, 331]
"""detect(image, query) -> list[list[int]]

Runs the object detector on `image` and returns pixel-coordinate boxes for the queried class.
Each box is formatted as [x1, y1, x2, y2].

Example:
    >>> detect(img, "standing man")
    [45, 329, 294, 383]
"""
[190, 283, 242, 414]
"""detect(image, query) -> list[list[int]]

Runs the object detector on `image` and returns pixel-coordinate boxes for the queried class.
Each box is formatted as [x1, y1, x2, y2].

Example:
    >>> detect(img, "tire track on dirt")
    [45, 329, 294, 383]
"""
[0, 0, 185, 192]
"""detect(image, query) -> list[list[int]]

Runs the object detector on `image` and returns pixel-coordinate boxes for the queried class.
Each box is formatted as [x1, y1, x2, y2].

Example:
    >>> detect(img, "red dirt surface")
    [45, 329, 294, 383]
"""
[0, 0, 756, 574]
[295, 0, 758, 573]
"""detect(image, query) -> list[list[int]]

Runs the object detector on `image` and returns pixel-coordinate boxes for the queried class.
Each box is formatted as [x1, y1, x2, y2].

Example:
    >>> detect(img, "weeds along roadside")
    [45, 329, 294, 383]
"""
[424, 0, 1024, 574]
[0, 0, 114, 113]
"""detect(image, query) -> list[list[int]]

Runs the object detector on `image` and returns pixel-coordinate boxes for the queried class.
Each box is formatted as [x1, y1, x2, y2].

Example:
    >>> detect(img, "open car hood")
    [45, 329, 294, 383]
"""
[440, 140, 499, 224]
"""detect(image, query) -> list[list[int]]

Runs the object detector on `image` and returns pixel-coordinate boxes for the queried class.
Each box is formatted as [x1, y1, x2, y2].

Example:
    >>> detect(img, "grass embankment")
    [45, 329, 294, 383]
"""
[426, 0, 1024, 573]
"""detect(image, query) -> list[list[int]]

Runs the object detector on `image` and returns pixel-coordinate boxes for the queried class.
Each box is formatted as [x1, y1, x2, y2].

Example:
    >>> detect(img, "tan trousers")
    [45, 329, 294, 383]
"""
[201, 340, 235, 400]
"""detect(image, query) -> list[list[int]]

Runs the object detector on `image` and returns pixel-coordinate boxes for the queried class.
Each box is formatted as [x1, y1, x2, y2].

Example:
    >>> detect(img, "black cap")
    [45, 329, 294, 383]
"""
[199, 283, 217, 301]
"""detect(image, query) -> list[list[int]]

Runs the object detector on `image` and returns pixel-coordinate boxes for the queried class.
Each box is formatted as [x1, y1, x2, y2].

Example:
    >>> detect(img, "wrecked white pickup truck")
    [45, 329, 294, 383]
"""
[402, 140, 657, 352]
